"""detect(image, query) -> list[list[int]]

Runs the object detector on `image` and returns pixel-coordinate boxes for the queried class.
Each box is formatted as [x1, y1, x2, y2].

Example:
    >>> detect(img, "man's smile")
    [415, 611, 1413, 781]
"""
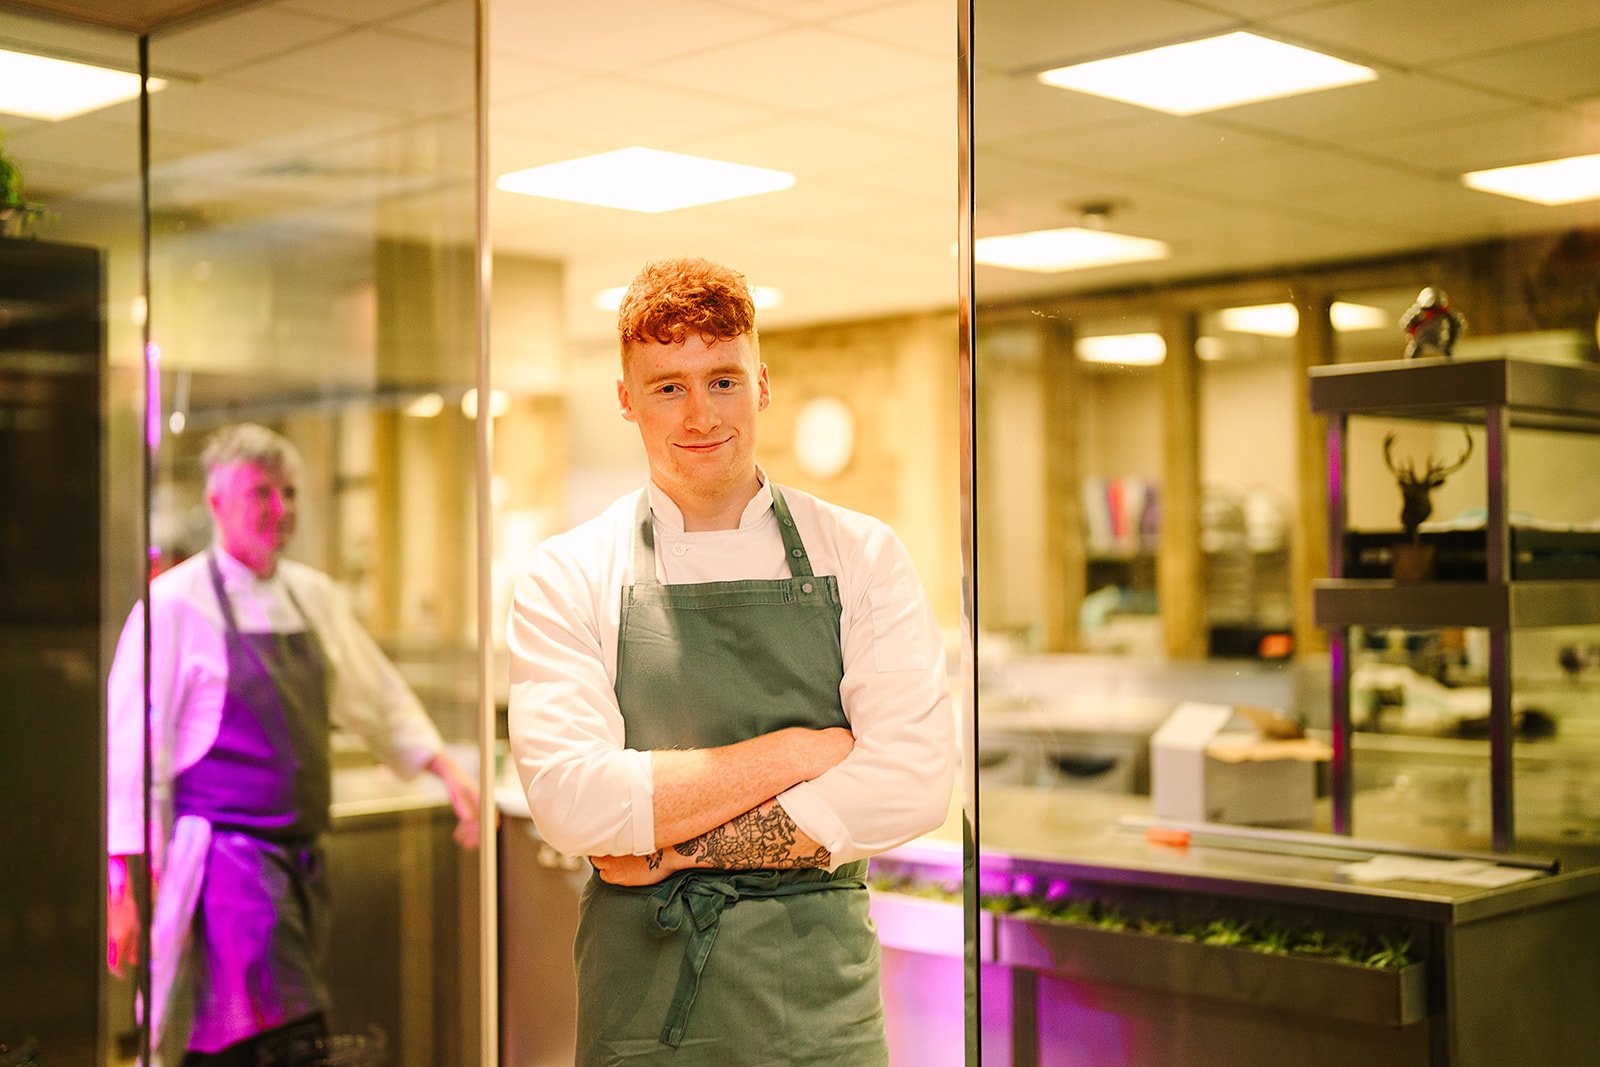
[676, 438, 732, 453]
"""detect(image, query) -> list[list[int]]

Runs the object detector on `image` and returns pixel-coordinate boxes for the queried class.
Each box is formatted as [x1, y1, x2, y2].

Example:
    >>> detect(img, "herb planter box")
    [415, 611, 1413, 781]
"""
[995, 914, 1427, 1028]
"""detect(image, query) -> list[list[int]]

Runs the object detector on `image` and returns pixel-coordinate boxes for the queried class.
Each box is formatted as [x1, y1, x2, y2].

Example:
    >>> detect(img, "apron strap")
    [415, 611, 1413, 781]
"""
[207, 552, 244, 636]
[768, 484, 815, 578]
[631, 483, 817, 587]
[646, 865, 865, 1048]
[207, 551, 314, 636]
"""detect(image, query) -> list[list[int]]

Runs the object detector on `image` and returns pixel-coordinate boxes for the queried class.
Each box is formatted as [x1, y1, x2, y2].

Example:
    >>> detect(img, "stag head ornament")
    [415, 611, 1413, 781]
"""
[1383, 427, 1474, 540]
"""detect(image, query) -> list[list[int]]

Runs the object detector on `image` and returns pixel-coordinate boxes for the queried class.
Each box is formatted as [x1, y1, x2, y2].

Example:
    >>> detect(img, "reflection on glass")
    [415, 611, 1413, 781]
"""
[103, 2, 485, 1062]
[0, 10, 142, 1062]
[974, 0, 1600, 1061]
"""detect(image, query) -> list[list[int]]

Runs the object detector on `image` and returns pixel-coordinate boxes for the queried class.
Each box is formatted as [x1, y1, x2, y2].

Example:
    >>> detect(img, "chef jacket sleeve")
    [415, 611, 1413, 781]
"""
[775, 522, 956, 869]
[506, 540, 655, 859]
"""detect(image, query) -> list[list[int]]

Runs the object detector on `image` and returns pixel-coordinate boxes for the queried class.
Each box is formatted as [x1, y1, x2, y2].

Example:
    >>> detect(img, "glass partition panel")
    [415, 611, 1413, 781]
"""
[488, 2, 960, 1062]
[0, 9, 143, 1063]
[135, 2, 483, 1061]
[974, 0, 1600, 1062]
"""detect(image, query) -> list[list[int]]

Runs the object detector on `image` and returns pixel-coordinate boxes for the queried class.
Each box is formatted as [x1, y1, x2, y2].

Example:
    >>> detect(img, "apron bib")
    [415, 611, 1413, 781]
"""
[574, 487, 888, 1066]
[167, 555, 334, 1053]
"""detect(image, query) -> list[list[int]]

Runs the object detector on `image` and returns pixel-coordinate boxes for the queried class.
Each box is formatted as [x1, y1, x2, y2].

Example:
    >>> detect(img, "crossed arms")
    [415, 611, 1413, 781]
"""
[588, 726, 853, 886]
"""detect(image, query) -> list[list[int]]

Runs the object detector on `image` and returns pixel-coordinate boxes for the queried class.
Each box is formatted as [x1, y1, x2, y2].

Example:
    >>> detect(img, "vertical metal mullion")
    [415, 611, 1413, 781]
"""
[1326, 413, 1351, 834]
[137, 32, 154, 1067]
[1483, 403, 1513, 850]
[955, 0, 978, 1062]
[473, 0, 499, 1060]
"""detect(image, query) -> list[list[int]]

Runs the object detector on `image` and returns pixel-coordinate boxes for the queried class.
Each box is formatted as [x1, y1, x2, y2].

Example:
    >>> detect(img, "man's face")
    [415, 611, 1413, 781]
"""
[618, 333, 770, 509]
[208, 459, 298, 575]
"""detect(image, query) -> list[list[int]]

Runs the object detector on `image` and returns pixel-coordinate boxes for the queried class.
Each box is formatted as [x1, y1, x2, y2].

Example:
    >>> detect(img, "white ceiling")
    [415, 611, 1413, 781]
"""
[3, 0, 1599, 344]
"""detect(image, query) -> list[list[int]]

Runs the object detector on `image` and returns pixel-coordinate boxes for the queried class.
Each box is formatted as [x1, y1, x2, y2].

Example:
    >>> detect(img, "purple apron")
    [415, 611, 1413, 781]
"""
[166, 553, 334, 1053]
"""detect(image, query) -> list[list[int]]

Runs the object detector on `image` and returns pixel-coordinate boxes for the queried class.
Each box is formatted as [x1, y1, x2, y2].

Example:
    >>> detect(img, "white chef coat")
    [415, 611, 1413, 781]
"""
[507, 478, 956, 868]
[106, 543, 445, 860]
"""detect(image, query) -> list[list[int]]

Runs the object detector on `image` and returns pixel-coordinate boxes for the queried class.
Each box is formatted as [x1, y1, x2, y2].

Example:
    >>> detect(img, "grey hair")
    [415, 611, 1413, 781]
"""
[201, 423, 302, 492]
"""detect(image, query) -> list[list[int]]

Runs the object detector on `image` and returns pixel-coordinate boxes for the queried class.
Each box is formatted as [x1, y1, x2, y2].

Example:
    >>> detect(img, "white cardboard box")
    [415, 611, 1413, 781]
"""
[1149, 702, 1323, 826]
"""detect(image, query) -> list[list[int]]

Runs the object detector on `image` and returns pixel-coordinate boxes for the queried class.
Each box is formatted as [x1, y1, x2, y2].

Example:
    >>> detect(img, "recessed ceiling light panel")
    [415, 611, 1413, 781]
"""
[497, 147, 795, 213]
[0, 48, 162, 121]
[1216, 301, 1389, 337]
[1038, 31, 1376, 115]
[1077, 333, 1167, 366]
[1462, 153, 1600, 206]
[973, 226, 1169, 273]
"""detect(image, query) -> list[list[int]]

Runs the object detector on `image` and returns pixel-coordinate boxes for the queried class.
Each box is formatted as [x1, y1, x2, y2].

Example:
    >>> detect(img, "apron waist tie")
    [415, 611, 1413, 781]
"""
[646, 866, 866, 1048]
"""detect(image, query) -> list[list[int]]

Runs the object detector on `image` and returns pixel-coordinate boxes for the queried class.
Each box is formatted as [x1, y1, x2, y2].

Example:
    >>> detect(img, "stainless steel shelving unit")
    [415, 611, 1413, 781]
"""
[1310, 355, 1600, 851]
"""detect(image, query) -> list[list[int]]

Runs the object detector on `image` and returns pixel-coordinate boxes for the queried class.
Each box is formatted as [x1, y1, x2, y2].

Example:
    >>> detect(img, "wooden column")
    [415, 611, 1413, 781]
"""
[371, 409, 402, 635]
[1040, 318, 1083, 652]
[1159, 307, 1206, 659]
[1292, 290, 1334, 657]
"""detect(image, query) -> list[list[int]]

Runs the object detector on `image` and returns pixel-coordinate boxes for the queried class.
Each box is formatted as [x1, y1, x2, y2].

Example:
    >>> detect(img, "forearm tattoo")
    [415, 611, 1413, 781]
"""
[674, 804, 830, 870]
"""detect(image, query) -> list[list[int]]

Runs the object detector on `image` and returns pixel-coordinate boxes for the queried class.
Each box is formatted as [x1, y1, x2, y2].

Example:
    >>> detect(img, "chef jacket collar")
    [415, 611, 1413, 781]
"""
[209, 538, 281, 590]
[645, 468, 774, 534]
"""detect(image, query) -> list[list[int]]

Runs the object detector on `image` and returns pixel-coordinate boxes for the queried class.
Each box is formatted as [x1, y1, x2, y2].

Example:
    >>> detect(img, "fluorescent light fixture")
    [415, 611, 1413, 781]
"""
[1197, 336, 1225, 361]
[1462, 153, 1600, 206]
[0, 48, 164, 121]
[403, 392, 445, 418]
[461, 388, 512, 419]
[1038, 31, 1376, 115]
[593, 285, 782, 312]
[973, 227, 1169, 273]
[1077, 333, 1167, 366]
[1331, 302, 1390, 332]
[497, 147, 795, 213]
[1217, 301, 1390, 337]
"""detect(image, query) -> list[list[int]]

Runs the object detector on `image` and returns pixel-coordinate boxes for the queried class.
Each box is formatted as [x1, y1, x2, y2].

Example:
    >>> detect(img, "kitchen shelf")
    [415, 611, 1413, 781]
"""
[1313, 579, 1600, 629]
[1309, 355, 1600, 852]
[1310, 355, 1600, 432]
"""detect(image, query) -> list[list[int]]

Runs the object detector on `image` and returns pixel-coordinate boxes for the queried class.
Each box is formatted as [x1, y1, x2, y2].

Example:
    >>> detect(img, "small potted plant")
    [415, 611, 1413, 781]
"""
[0, 130, 48, 239]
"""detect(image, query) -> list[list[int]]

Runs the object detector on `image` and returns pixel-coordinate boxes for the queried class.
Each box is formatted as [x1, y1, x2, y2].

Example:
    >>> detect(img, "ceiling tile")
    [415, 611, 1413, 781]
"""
[273, 0, 443, 25]
[994, 114, 1273, 178]
[143, 81, 395, 146]
[708, 0, 904, 22]
[974, 0, 1232, 74]
[492, 77, 779, 148]
[151, 6, 344, 77]
[630, 27, 949, 112]
[678, 114, 939, 182]
[386, 1, 475, 47]
[972, 71, 1132, 145]
[1161, 141, 1418, 205]
[490, 0, 784, 74]
[0, 12, 140, 66]
[843, 85, 956, 141]
[222, 26, 473, 116]
[1211, 72, 1515, 143]
[827, 147, 952, 206]
[490, 54, 586, 103]
[1271, 0, 1600, 68]
[1358, 108, 1600, 175]
[825, 0, 955, 59]
[1433, 30, 1600, 106]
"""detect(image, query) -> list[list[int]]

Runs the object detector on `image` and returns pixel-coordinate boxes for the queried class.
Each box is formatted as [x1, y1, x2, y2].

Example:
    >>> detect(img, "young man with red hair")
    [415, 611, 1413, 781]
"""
[508, 257, 955, 1064]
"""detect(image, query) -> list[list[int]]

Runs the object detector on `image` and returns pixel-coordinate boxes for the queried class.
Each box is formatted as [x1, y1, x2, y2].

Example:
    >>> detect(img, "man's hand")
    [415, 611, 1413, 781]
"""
[589, 849, 681, 887]
[107, 855, 140, 978]
[426, 751, 483, 850]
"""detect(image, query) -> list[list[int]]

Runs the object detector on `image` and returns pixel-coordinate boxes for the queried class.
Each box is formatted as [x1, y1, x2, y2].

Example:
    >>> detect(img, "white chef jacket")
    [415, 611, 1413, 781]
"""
[106, 543, 445, 859]
[507, 478, 956, 868]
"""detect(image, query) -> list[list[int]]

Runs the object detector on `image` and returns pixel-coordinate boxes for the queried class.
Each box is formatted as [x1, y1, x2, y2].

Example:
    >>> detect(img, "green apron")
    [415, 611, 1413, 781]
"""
[573, 485, 888, 1066]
